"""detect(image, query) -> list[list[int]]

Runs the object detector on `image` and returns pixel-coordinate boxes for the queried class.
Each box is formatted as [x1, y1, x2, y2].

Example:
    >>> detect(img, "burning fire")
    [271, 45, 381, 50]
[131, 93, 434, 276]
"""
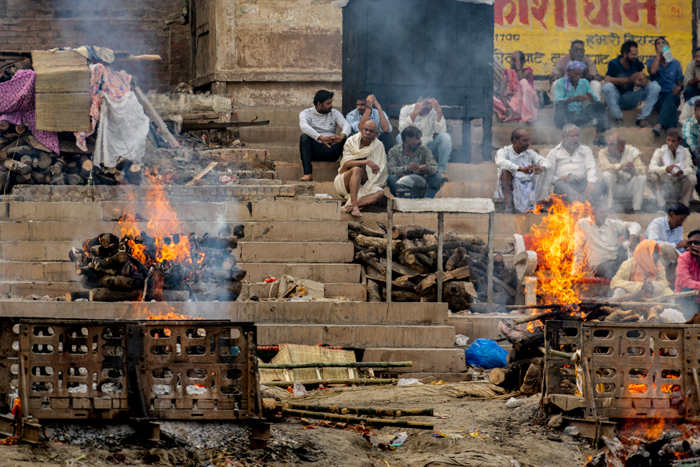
[529, 196, 593, 308]
[1, 397, 20, 445]
[147, 312, 203, 321]
[118, 170, 193, 267]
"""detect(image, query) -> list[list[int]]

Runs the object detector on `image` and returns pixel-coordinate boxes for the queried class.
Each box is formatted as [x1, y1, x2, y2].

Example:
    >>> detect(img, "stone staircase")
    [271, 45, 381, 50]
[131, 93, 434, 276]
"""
[0, 185, 466, 380]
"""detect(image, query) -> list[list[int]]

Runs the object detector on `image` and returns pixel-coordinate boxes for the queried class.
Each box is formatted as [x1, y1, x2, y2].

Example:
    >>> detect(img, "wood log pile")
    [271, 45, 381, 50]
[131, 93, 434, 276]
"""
[348, 222, 517, 311]
[68, 227, 246, 302]
[0, 124, 142, 191]
[487, 321, 545, 394]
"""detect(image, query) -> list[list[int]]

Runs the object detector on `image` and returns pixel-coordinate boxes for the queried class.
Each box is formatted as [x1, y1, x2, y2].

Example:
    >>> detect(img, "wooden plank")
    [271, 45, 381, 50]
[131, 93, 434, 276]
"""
[133, 85, 180, 149]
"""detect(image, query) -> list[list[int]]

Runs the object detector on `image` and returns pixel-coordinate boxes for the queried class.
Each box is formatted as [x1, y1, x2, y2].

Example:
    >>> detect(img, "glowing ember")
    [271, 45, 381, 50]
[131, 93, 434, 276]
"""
[147, 312, 203, 320]
[628, 383, 647, 394]
[529, 196, 593, 307]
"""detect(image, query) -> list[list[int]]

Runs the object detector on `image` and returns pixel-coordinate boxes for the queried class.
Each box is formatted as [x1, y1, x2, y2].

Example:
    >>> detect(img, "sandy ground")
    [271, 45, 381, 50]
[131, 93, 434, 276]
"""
[0, 384, 594, 467]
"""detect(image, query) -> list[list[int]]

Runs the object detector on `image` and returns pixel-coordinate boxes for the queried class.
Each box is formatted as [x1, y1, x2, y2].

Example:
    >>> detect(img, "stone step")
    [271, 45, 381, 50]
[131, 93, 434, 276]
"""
[0, 261, 364, 284]
[7, 183, 295, 203]
[0, 220, 349, 243]
[241, 282, 366, 301]
[494, 106, 661, 129]
[0, 300, 449, 326]
[239, 263, 361, 284]
[257, 323, 455, 348]
[361, 348, 466, 374]
[239, 241, 354, 263]
[437, 182, 495, 199]
[239, 125, 301, 145]
[247, 143, 300, 163]
[0, 261, 75, 282]
[0, 200, 343, 223]
[236, 107, 307, 127]
[274, 161, 338, 182]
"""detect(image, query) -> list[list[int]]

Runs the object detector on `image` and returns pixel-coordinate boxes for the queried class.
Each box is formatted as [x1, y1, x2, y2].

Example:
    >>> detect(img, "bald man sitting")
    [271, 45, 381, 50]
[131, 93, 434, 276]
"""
[333, 120, 388, 217]
[597, 132, 647, 213]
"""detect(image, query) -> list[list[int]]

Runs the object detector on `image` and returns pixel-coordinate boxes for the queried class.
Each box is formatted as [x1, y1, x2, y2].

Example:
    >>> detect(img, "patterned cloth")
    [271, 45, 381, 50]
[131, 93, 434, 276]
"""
[387, 144, 438, 178]
[682, 116, 700, 151]
[75, 64, 132, 151]
[493, 68, 539, 123]
[0, 70, 59, 153]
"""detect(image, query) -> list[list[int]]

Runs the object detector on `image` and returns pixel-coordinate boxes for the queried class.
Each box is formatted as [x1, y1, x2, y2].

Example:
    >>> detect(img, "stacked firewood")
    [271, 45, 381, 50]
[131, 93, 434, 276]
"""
[68, 227, 246, 302]
[348, 222, 517, 311]
[0, 123, 142, 190]
[488, 321, 545, 394]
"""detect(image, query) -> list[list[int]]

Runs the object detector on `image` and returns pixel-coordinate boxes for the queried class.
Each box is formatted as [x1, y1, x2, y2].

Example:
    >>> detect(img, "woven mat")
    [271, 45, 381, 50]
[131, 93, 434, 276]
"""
[259, 344, 356, 384]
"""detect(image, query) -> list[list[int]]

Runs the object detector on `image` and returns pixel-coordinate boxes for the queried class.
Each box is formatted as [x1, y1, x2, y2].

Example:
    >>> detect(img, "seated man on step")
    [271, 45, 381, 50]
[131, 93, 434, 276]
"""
[645, 203, 690, 272]
[334, 120, 387, 217]
[387, 126, 443, 199]
[345, 92, 394, 153]
[602, 40, 661, 128]
[553, 60, 610, 147]
[647, 37, 684, 137]
[398, 91, 452, 177]
[610, 239, 672, 299]
[549, 40, 603, 101]
[574, 200, 641, 279]
[674, 230, 700, 319]
[542, 124, 605, 203]
[649, 129, 697, 208]
[597, 133, 647, 213]
[494, 128, 551, 214]
[299, 89, 351, 181]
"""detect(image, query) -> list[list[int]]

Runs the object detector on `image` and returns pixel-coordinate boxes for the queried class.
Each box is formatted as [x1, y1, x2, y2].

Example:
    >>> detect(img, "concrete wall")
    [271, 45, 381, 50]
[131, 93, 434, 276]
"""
[191, 0, 343, 108]
[0, 0, 191, 91]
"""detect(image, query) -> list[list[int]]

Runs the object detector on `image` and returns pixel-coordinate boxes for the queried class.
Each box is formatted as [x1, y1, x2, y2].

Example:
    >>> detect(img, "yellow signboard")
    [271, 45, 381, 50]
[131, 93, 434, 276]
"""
[494, 0, 693, 77]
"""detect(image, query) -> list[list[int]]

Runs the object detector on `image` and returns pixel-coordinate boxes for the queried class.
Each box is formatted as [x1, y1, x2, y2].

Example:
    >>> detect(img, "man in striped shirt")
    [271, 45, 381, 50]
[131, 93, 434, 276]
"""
[299, 90, 352, 181]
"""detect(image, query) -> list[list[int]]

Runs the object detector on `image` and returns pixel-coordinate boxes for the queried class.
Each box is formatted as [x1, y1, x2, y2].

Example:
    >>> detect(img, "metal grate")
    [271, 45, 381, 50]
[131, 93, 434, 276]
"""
[544, 321, 691, 420]
[0, 318, 261, 422]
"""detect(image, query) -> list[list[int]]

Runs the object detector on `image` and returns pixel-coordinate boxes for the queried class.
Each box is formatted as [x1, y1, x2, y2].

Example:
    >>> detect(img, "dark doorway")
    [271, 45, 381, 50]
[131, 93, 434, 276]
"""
[341, 0, 494, 162]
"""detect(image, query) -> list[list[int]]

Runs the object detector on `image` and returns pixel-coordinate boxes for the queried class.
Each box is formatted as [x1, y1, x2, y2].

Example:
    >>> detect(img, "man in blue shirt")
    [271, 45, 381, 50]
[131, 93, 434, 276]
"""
[553, 61, 610, 146]
[602, 40, 661, 129]
[645, 203, 690, 269]
[345, 92, 394, 153]
[647, 37, 684, 137]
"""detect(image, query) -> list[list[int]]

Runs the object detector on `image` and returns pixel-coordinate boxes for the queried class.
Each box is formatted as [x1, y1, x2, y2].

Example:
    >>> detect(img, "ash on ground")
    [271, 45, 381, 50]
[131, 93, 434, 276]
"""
[45, 423, 136, 448]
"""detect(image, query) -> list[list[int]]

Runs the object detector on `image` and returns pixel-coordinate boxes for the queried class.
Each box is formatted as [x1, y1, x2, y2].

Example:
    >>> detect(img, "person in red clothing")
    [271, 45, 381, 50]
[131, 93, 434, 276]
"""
[674, 229, 700, 319]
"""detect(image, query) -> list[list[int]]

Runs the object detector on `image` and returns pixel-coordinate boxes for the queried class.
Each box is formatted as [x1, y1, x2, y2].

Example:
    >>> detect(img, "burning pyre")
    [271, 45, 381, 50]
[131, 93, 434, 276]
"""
[69, 174, 246, 301]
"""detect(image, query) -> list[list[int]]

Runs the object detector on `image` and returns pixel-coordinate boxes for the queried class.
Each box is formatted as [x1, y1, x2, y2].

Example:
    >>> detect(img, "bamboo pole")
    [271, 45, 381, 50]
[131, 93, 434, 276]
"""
[512, 310, 562, 324]
[282, 409, 434, 430]
[285, 403, 433, 417]
[258, 361, 412, 369]
[261, 379, 396, 387]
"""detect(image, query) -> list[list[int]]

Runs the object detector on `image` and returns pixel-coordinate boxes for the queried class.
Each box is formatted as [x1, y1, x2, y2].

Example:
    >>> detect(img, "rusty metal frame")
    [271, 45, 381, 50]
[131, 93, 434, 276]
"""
[0, 318, 262, 424]
[544, 321, 692, 421]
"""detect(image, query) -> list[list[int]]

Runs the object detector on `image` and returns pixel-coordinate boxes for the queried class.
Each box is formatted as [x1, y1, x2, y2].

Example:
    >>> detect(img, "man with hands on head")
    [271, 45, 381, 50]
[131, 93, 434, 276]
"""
[387, 126, 443, 199]
[345, 92, 394, 153]
[398, 92, 452, 177]
[495, 128, 551, 214]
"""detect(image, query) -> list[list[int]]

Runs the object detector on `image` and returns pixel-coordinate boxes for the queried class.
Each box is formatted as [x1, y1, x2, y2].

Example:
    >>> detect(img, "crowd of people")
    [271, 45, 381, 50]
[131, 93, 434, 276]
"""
[298, 89, 452, 215]
[496, 37, 696, 139]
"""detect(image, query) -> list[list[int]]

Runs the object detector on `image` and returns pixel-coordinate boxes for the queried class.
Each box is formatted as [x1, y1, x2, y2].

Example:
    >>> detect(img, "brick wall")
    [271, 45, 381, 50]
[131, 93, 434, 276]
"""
[0, 0, 191, 91]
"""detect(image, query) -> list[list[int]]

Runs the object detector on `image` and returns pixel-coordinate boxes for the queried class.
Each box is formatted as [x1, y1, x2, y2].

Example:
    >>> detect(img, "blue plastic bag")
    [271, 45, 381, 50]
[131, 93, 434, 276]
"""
[463, 338, 508, 369]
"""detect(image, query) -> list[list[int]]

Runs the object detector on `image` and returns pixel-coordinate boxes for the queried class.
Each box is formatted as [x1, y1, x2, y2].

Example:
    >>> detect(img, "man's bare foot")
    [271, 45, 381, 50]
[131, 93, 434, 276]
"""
[300, 174, 313, 181]
[341, 203, 353, 213]
[350, 204, 362, 217]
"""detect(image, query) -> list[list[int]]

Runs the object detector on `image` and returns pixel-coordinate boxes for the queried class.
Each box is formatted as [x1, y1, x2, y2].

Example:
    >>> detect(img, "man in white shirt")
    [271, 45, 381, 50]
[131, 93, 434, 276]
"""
[648, 129, 697, 208]
[597, 133, 647, 213]
[299, 89, 352, 181]
[398, 91, 452, 176]
[542, 124, 604, 203]
[574, 200, 641, 278]
[645, 203, 690, 264]
[494, 128, 551, 213]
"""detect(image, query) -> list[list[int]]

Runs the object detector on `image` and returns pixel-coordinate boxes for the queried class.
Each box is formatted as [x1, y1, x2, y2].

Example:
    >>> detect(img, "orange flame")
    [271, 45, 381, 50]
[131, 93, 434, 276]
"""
[1, 397, 21, 444]
[619, 417, 667, 441]
[147, 312, 203, 320]
[118, 170, 193, 268]
[529, 196, 593, 307]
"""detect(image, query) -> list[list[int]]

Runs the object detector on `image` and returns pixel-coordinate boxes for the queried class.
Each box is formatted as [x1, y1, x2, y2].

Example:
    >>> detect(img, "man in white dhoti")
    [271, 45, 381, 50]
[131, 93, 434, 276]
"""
[333, 120, 388, 217]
